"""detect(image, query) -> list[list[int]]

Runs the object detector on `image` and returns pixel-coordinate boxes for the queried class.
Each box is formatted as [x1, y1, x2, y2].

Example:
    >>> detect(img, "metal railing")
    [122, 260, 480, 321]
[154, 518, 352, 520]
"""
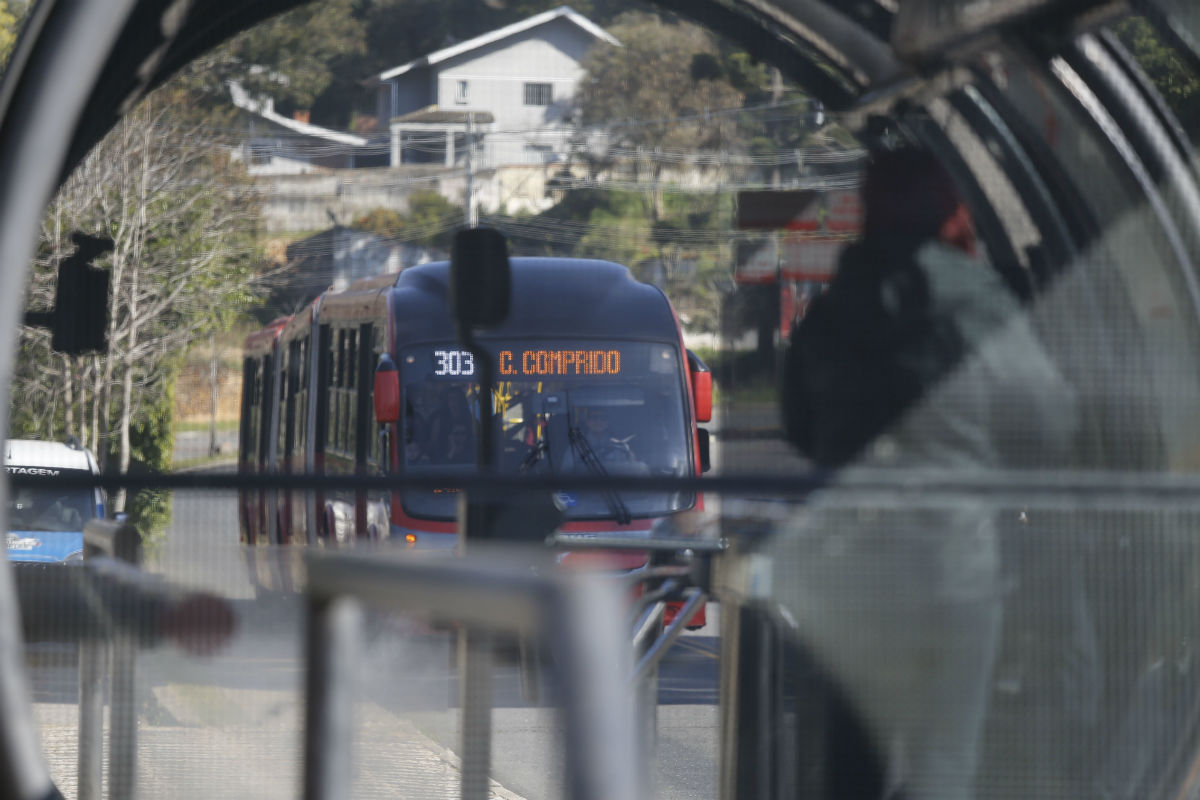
[78, 519, 139, 800]
[14, 519, 236, 800]
[302, 546, 644, 800]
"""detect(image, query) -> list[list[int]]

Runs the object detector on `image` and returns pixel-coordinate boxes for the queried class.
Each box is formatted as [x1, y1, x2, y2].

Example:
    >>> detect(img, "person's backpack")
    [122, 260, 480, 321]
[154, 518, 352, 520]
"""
[782, 251, 965, 468]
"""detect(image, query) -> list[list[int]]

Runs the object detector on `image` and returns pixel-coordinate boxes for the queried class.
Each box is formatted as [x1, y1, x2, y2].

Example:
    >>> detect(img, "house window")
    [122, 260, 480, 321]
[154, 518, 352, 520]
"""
[524, 143, 555, 164]
[524, 82, 552, 106]
[248, 140, 273, 166]
[455, 80, 469, 104]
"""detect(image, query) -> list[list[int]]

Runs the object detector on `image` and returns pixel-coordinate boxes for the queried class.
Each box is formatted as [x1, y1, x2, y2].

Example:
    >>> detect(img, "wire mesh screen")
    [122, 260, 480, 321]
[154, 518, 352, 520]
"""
[15, 485, 703, 800]
[8, 3, 1200, 800]
[19, 512, 305, 800]
[755, 494, 1200, 800]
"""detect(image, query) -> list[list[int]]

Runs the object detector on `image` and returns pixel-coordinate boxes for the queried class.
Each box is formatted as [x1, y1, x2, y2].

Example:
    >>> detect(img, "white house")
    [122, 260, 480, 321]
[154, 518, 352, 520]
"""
[228, 82, 382, 175]
[367, 6, 618, 169]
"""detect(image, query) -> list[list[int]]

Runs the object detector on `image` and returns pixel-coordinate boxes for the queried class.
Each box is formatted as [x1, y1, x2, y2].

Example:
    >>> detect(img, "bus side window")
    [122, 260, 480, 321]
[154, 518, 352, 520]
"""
[277, 346, 289, 461]
[241, 358, 257, 464]
[353, 323, 374, 468]
[346, 327, 358, 457]
[258, 355, 273, 468]
[314, 324, 331, 464]
[331, 329, 345, 457]
[294, 337, 308, 455]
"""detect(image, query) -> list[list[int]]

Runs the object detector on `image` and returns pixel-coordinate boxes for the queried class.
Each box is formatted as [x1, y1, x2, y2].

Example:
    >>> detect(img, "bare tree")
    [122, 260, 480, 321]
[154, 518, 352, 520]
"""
[13, 88, 266, 518]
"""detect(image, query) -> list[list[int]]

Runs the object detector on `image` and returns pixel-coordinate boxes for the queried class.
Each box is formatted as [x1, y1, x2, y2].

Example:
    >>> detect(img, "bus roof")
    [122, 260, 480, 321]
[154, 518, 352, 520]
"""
[5, 439, 99, 473]
[389, 258, 680, 345]
[242, 315, 290, 357]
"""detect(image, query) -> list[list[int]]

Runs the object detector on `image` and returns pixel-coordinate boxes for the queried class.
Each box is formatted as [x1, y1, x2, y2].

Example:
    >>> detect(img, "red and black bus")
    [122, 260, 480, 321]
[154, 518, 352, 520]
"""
[238, 315, 290, 546]
[239, 258, 713, 564]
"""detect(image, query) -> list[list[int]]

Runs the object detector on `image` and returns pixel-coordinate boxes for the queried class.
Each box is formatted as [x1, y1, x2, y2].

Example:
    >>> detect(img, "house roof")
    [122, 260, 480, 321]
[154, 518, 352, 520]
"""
[229, 81, 369, 147]
[391, 108, 496, 125]
[370, 6, 619, 85]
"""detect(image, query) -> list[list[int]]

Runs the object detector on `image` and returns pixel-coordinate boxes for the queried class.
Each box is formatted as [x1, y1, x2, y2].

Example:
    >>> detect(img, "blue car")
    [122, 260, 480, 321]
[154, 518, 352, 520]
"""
[5, 439, 104, 564]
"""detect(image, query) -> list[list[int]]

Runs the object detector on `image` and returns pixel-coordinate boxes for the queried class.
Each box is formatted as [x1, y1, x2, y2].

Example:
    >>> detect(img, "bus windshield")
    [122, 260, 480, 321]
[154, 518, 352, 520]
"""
[399, 340, 694, 521]
[7, 484, 96, 533]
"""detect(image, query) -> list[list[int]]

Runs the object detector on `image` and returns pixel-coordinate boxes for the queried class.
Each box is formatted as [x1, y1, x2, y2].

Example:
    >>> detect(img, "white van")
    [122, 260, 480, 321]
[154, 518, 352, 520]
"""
[5, 439, 104, 564]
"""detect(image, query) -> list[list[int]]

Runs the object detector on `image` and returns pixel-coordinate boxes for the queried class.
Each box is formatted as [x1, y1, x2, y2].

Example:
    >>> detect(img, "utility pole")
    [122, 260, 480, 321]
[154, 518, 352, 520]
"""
[465, 112, 478, 228]
[770, 66, 784, 377]
[208, 331, 219, 457]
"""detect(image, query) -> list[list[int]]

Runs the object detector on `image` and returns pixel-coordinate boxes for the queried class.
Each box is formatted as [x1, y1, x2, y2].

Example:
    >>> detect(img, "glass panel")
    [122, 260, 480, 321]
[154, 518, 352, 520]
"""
[18, 3, 1200, 800]
[1111, 14, 1200, 147]
[972, 44, 1200, 471]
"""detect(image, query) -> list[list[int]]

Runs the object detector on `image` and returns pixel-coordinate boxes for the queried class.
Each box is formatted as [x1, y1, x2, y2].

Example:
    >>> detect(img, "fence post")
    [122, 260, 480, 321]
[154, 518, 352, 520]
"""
[107, 630, 137, 800]
[75, 639, 105, 800]
[78, 519, 142, 800]
[302, 593, 362, 800]
[458, 627, 493, 800]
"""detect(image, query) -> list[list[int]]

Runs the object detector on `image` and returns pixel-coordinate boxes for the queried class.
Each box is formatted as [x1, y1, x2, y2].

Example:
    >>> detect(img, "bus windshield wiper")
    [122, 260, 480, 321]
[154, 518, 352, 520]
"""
[568, 426, 631, 525]
[519, 437, 548, 473]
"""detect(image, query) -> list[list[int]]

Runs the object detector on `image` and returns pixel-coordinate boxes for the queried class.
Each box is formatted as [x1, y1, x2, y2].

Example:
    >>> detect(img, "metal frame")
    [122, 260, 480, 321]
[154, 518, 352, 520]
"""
[78, 521, 141, 800]
[1, 3, 1199, 800]
[301, 547, 642, 800]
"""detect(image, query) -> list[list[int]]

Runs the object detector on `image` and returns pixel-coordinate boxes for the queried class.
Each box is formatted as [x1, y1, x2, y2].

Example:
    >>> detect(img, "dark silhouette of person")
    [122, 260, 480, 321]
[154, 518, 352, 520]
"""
[405, 384, 444, 464]
[439, 422, 473, 465]
[777, 144, 1078, 799]
[580, 407, 644, 471]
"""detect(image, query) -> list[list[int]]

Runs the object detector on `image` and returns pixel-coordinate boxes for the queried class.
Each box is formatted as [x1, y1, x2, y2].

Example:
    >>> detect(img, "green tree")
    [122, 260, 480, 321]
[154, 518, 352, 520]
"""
[495, 187, 730, 334]
[13, 86, 264, 535]
[0, 0, 29, 71]
[180, 0, 365, 114]
[1114, 16, 1200, 138]
[575, 12, 744, 218]
[353, 190, 463, 249]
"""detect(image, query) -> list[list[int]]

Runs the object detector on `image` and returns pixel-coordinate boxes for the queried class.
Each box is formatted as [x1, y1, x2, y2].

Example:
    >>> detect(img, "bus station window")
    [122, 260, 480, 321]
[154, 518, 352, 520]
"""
[927, 94, 1043, 292]
[1110, 15, 1200, 150]
[977, 43, 1200, 471]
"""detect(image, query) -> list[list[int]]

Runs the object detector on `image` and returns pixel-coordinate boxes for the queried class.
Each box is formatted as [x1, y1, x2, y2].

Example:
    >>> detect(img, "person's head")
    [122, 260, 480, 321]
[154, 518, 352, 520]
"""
[412, 384, 442, 418]
[861, 145, 976, 254]
[585, 408, 610, 433]
[448, 423, 470, 451]
[11, 488, 33, 512]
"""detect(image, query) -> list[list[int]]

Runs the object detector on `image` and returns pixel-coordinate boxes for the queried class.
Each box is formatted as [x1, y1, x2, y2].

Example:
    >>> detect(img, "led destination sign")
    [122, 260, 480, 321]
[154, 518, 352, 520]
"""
[410, 343, 649, 380]
[432, 349, 475, 377]
[499, 349, 621, 377]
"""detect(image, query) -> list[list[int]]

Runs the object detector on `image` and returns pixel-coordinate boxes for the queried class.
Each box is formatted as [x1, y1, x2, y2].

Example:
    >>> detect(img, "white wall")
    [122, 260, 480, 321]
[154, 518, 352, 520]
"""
[433, 18, 599, 165]
[380, 74, 431, 121]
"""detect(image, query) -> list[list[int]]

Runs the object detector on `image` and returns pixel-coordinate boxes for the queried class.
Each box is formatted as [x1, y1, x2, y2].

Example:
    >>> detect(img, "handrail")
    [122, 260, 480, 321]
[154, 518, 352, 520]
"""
[79, 518, 139, 800]
[302, 547, 642, 800]
[71, 519, 234, 800]
[16, 467, 1200, 507]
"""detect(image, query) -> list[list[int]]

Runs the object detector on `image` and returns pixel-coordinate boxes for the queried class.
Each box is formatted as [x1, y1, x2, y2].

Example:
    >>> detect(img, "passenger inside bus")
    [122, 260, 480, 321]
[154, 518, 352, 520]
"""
[400, 355, 692, 519]
[405, 384, 456, 465]
[439, 422, 473, 465]
[404, 386, 434, 465]
[8, 489, 91, 533]
[575, 407, 645, 473]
